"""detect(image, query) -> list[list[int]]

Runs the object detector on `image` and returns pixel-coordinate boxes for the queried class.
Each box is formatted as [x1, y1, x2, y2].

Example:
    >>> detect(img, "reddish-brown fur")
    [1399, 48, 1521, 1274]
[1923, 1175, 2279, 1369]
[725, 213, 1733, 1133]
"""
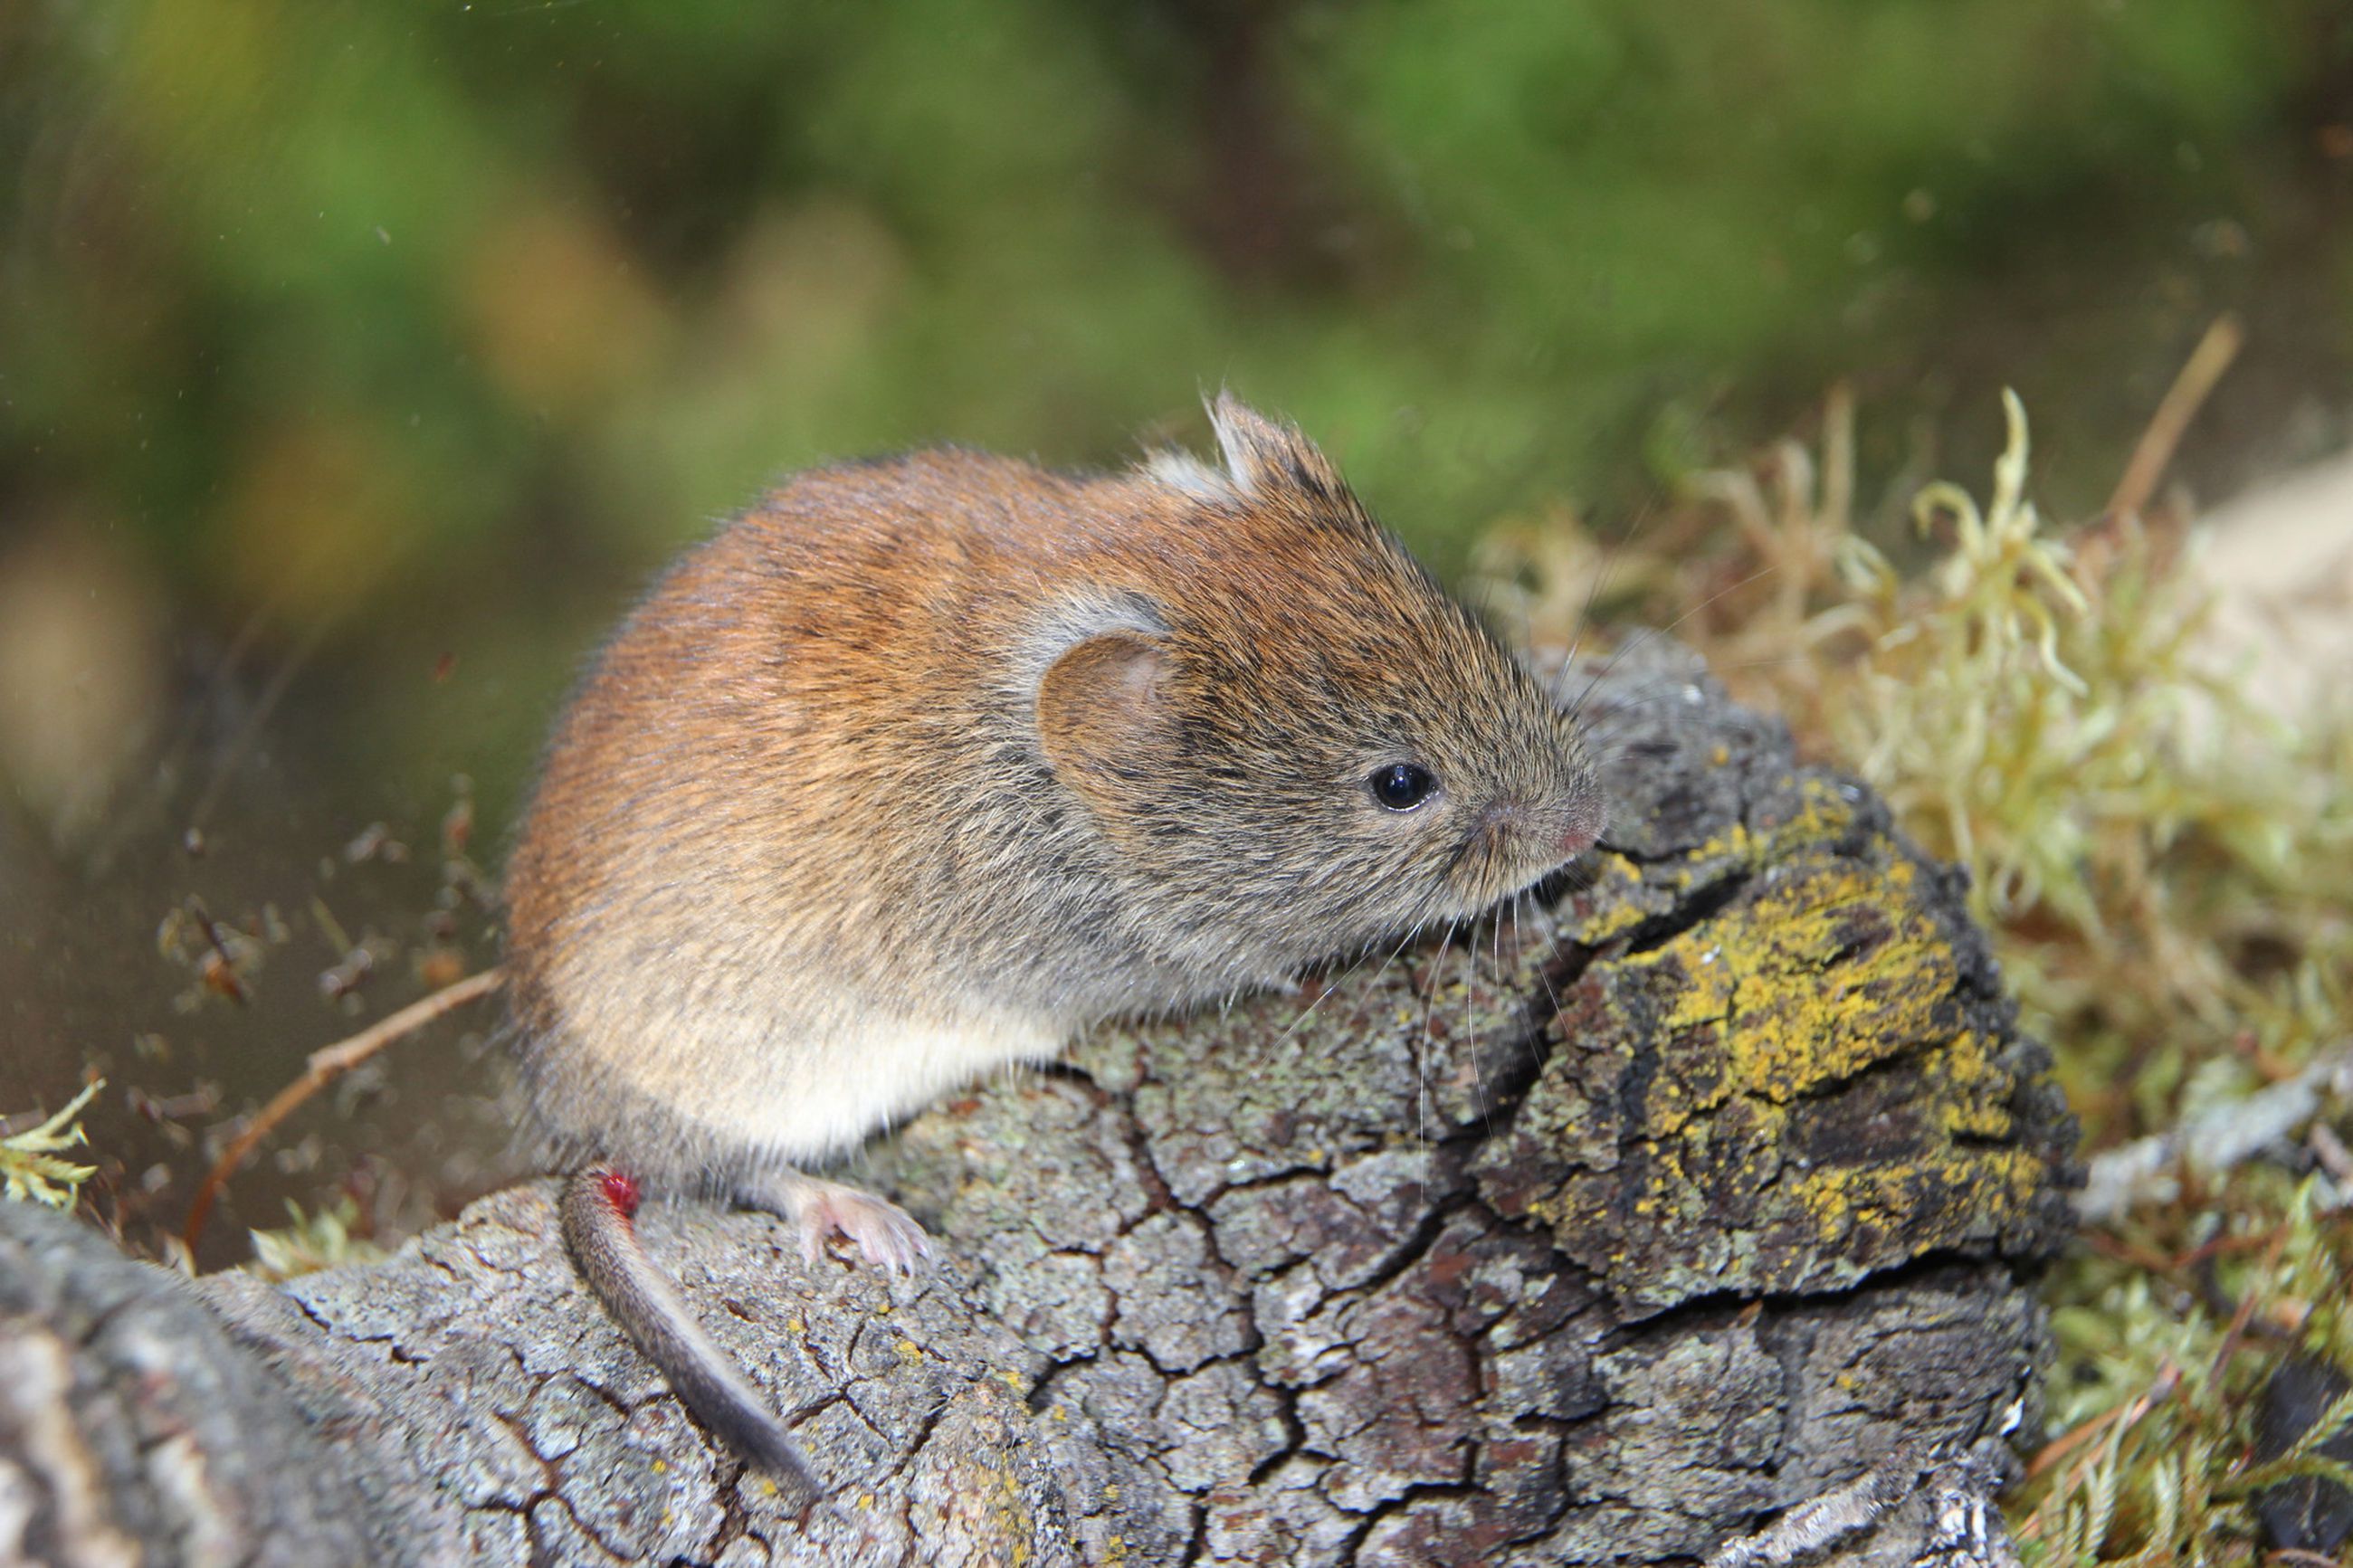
[503, 397, 1603, 1485]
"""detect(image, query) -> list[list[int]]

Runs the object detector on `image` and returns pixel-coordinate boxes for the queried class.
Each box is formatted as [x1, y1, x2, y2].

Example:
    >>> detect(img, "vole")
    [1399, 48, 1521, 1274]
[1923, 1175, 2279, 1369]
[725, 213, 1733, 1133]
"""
[500, 396, 1605, 1499]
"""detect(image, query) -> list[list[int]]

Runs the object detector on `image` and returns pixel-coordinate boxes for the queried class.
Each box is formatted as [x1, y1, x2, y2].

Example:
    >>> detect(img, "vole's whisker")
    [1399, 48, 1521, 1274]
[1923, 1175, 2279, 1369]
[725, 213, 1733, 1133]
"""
[1276, 924, 1418, 1044]
[1519, 895, 1567, 1018]
[1463, 912, 1491, 1136]
[1549, 498, 1654, 706]
[1416, 918, 1463, 1154]
[1562, 562, 1782, 721]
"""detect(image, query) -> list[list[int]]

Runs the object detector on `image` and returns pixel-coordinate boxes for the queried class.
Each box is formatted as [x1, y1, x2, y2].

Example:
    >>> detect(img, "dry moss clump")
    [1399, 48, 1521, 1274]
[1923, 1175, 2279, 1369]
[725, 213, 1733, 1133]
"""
[1477, 390, 2353, 1563]
[246, 1194, 390, 1281]
[0, 1076, 103, 1210]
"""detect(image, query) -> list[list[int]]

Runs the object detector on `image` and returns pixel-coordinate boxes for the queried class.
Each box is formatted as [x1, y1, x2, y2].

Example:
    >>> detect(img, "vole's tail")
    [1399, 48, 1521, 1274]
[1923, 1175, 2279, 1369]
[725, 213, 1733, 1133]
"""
[558, 1167, 821, 1501]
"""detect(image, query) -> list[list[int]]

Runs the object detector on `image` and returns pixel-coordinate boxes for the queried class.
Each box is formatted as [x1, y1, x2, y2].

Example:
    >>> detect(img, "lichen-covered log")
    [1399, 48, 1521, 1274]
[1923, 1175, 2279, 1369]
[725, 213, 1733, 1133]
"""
[2, 651, 2077, 1566]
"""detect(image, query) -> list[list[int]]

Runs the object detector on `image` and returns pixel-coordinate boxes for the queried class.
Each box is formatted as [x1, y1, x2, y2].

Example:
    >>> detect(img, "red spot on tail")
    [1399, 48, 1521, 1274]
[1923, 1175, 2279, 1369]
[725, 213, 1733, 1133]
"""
[599, 1169, 642, 1220]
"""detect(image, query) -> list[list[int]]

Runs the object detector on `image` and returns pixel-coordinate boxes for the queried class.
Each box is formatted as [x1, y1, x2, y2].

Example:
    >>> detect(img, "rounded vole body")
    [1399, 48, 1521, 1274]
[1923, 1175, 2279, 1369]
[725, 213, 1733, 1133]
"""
[501, 397, 1605, 1496]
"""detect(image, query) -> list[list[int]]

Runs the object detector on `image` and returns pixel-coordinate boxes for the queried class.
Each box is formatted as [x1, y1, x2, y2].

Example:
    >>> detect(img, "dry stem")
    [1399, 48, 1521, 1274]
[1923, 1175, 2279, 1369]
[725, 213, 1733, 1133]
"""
[183, 967, 506, 1253]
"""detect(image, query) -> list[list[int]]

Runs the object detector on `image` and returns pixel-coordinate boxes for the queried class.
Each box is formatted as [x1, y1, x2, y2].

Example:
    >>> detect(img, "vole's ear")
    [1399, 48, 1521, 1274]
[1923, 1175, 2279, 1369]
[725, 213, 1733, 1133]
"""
[1037, 631, 1169, 782]
[1207, 392, 1347, 503]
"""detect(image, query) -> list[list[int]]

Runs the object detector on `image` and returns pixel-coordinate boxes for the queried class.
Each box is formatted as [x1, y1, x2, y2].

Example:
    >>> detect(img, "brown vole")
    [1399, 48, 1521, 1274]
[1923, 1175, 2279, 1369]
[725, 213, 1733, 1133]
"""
[501, 396, 1605, 1498]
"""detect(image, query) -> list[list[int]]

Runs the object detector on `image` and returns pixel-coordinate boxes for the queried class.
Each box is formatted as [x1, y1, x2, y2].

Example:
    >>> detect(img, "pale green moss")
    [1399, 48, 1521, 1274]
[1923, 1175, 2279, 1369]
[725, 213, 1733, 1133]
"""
[1, 1077, 102, 1210]
[247, 1195, 388, 1280]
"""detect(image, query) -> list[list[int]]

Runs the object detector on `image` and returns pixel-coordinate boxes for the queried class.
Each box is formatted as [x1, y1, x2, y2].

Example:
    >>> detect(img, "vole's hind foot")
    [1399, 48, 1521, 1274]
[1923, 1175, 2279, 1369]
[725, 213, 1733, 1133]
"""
[740, 1171, 932, 1274]
[796, 1182, 931, 1274]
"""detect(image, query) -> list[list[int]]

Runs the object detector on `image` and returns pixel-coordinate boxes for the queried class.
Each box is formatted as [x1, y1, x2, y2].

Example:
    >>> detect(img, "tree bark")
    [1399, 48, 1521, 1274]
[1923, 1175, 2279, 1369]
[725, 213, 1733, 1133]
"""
[0, 648, 2079, 1566]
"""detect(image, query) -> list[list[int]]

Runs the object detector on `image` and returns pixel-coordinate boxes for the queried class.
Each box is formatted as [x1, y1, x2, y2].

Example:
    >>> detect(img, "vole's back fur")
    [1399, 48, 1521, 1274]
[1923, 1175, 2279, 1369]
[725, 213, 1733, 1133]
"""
[501, 397, 1603, 1493]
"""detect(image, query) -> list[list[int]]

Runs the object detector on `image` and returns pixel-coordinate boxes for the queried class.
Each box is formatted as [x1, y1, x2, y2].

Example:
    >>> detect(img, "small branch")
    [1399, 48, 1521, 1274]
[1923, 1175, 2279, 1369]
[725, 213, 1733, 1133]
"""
[183, 968, 506, 1254]
[2106, 313, 2243, 524]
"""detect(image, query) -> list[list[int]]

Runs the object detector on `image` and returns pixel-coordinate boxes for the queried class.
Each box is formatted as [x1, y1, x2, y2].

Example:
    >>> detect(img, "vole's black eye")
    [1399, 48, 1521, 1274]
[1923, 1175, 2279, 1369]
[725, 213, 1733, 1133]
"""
[1369, 763, 1437, 812]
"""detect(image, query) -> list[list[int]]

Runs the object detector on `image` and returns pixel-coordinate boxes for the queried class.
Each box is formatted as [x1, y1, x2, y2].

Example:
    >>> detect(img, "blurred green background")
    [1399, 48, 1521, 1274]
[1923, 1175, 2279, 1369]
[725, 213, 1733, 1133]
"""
[4, 0, 2349, 1257]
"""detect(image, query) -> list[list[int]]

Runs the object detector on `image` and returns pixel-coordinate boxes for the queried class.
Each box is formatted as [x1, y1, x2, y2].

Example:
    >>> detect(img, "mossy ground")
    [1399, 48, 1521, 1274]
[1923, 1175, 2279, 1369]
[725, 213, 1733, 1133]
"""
[1480, 390, 2353, 1563]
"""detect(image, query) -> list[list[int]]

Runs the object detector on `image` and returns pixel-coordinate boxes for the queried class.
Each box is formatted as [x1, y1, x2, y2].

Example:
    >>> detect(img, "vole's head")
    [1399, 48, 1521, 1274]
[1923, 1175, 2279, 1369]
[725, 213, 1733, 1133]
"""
[1033, 396, 1604, 979]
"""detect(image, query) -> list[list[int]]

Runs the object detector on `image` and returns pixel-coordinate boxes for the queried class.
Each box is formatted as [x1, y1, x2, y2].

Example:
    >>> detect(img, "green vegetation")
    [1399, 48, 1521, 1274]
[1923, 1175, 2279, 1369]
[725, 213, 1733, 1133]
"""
[3, 1, 2342, 867]
[2027, 1173, 2353, 1563]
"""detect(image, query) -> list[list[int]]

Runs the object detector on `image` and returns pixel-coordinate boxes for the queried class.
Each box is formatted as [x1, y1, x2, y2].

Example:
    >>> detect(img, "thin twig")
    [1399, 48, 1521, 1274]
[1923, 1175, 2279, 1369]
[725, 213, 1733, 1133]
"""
[183, 967, 506, 1253]
[2106, 313, 2243, 523]
[2270, 1548, 2353, 1568]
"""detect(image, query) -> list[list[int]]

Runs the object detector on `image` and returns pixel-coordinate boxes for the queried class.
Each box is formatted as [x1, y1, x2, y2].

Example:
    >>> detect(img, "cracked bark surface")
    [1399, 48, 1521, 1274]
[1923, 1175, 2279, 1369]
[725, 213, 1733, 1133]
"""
[1, 649, 2078, 1566]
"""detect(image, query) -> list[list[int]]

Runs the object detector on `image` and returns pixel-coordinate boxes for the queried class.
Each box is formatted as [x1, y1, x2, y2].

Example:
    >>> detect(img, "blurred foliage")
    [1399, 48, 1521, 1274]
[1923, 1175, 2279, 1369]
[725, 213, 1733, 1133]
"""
[246, 1193, 388, 1281]
[6, 0, 2348, 584]
[3, 0, 2348, 837]
[1479, 392, 2353, 1560]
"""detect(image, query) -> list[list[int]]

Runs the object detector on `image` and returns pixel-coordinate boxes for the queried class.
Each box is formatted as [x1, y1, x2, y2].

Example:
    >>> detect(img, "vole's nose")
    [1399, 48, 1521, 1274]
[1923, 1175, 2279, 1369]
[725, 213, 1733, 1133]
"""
[1483, 794, 1604, 870]
[1556, 795, 1605, 860]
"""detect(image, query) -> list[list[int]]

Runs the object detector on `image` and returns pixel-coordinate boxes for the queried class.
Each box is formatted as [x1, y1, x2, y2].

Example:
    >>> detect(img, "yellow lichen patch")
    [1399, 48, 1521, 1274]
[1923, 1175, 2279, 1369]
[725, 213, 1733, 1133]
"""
[1651, 932, 1740, 1043]
[1750, 776, 1867, 861]
[1918, 1030, 2017, 1140]
[1600, 849, 1954, 1139]
[1719, 858, 1950, 1103]
[1655, 774, 1861, 883]
[1791, 1145, 2044, 1249]
[1571, 775, 1872, 953]
[1489, 804, 2057, 1307]
[1560, 854, 1655, 944]
[1645, 822, 1758, 895]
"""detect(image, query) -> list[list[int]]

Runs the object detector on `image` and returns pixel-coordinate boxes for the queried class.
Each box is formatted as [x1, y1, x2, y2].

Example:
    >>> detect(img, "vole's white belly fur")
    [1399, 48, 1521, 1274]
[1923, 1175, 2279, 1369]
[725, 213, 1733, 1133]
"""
[546, 939, 1066, 1163]
[789, 1009, 1070, 1149]
[705, 1012, 1064, 1160]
